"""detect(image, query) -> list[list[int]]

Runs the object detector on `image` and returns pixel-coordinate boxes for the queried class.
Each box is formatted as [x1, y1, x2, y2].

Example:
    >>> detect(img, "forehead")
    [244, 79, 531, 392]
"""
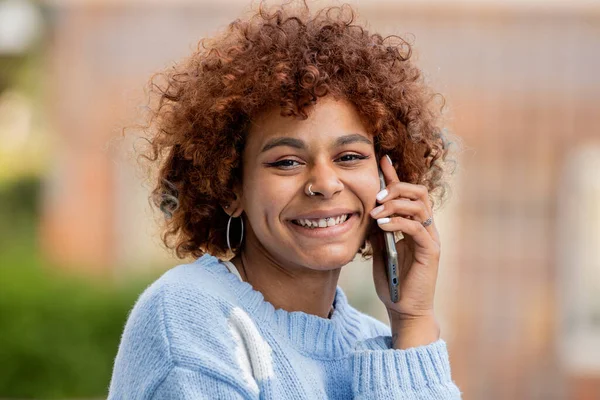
[247, 97, 370, 149]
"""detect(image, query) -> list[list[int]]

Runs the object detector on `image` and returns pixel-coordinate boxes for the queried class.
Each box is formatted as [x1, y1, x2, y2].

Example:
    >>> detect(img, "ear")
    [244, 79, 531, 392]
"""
[221, 185, 244, 217]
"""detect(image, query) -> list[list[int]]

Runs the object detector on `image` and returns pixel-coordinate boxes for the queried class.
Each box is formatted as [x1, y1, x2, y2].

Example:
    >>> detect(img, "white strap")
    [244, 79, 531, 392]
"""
[222, 260, 243, 282]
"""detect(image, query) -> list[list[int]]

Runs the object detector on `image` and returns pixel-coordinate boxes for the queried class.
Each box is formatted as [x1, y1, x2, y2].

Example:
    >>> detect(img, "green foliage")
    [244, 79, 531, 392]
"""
[0, 268, 149, 398]
[0, 178, 156, 398]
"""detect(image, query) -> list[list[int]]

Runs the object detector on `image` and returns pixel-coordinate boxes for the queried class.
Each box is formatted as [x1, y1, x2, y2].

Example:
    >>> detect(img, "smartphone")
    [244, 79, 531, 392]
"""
[378, 166, 400, 303]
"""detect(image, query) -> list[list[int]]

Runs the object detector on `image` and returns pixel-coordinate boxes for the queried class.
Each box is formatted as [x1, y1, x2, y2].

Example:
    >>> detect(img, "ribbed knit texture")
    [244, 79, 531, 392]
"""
[108, 253, 462, 399]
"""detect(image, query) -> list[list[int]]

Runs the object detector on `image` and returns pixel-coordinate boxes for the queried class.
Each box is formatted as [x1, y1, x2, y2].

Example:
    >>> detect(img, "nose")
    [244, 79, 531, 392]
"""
[308, 161, 344, 199]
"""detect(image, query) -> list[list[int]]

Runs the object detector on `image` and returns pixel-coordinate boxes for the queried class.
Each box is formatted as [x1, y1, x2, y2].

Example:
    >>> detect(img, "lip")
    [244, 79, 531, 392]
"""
[290, 208, 356, 220]
[288, 212, 358, 239]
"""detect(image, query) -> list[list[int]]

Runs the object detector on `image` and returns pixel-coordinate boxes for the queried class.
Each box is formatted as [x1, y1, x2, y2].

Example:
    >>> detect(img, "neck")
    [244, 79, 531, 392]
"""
[231, 241, 340, 319]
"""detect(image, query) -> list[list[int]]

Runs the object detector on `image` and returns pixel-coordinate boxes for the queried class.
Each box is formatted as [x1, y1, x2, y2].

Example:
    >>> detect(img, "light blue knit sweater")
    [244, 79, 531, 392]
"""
[108, 253, 462, 399]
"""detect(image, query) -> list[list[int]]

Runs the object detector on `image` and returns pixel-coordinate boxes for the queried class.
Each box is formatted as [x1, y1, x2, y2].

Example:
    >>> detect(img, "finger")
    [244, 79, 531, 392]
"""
[376, 216, 439, 255]
[370, 198, 427, 220]
[376, 180, 429, 206]
[376, 181, 433, 214]
[379, 154, 400, 185]
[378, 155, 431, 209]
[376, 154, 437, 241]
[370, 199, 440, 244]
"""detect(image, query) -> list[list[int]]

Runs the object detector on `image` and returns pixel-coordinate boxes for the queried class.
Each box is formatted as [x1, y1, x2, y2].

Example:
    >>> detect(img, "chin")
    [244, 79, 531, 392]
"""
[300, 246, 359, 269]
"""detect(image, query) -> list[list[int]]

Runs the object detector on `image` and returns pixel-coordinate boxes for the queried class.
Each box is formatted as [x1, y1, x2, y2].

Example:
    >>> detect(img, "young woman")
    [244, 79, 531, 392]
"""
[109, 2, 461, 398]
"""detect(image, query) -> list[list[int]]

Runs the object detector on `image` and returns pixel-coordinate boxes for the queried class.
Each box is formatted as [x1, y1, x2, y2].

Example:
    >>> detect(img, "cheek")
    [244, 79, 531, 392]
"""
[243, 175, 298, 221]
[350, 172, 380, 209]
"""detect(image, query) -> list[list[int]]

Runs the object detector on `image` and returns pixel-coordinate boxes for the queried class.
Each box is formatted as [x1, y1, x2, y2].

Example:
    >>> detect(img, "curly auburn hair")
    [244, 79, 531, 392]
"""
[139, 1, 458, 261]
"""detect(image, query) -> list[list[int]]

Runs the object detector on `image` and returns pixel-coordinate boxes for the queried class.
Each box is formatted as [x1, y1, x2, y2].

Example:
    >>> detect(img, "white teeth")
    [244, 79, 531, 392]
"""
[294, 214, 351, 229]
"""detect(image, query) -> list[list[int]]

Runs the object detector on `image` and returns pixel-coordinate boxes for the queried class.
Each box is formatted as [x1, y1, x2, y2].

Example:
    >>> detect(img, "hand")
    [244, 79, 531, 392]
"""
[367, 155, 442, 330]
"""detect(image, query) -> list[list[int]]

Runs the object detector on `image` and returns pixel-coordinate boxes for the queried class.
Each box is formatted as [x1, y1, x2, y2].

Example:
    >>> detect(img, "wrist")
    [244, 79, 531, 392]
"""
[389, 314, 441, 350]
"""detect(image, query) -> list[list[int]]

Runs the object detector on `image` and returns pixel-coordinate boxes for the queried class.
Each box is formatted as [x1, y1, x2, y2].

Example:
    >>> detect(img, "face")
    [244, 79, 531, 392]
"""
[238, 96, 380, 271]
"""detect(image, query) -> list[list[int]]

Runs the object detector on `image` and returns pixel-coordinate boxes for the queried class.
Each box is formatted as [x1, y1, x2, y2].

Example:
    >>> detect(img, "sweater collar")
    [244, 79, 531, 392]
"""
[197, 253, 364, 359]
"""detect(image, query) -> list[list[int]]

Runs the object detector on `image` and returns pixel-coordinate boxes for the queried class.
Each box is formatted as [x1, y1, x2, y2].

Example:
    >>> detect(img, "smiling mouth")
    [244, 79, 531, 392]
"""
[291, 213, 354, 229]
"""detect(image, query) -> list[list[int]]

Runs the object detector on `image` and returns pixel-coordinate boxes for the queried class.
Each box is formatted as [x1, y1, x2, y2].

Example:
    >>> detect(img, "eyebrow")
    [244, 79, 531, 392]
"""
[336, 133, 373, 147]
[260, 133, 372, 153]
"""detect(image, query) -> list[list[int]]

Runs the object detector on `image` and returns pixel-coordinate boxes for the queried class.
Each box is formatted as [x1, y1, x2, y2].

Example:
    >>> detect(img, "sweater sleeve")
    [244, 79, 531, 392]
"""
[107, 279, 260, 400]
[148, 366, 259, 399]
[351, 336, 462, 400]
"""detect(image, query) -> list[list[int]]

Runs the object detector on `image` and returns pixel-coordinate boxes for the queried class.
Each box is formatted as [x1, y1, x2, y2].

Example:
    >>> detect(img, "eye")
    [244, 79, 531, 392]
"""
[337, 153, 369, 163]
[266, 159, 303, 169]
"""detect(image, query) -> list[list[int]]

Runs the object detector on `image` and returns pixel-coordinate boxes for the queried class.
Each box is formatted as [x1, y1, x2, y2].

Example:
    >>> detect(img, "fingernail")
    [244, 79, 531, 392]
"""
[376, 189, 388, 201]
[377, 217, 391, 225]
[370, 205, 384, 217]
[385, 154, 392, 165]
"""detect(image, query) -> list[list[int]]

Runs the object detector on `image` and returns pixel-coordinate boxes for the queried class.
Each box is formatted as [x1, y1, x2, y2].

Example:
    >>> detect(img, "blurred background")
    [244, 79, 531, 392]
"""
[1, 0, 599, 398]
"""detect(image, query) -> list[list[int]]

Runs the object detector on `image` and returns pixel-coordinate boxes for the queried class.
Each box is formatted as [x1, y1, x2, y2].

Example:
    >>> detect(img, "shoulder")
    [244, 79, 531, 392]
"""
[127, 254, 234, 332]
[153, 254, 237, 308]
[109, 255, 264, 397]
[116, 254, 243, 367]
[145, 254, 242, 358]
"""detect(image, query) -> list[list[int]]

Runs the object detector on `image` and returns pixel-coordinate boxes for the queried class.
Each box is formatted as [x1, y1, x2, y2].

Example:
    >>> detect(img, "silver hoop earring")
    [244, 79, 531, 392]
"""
[307, 184, 316, 196]
[227, 215, 244, 253]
